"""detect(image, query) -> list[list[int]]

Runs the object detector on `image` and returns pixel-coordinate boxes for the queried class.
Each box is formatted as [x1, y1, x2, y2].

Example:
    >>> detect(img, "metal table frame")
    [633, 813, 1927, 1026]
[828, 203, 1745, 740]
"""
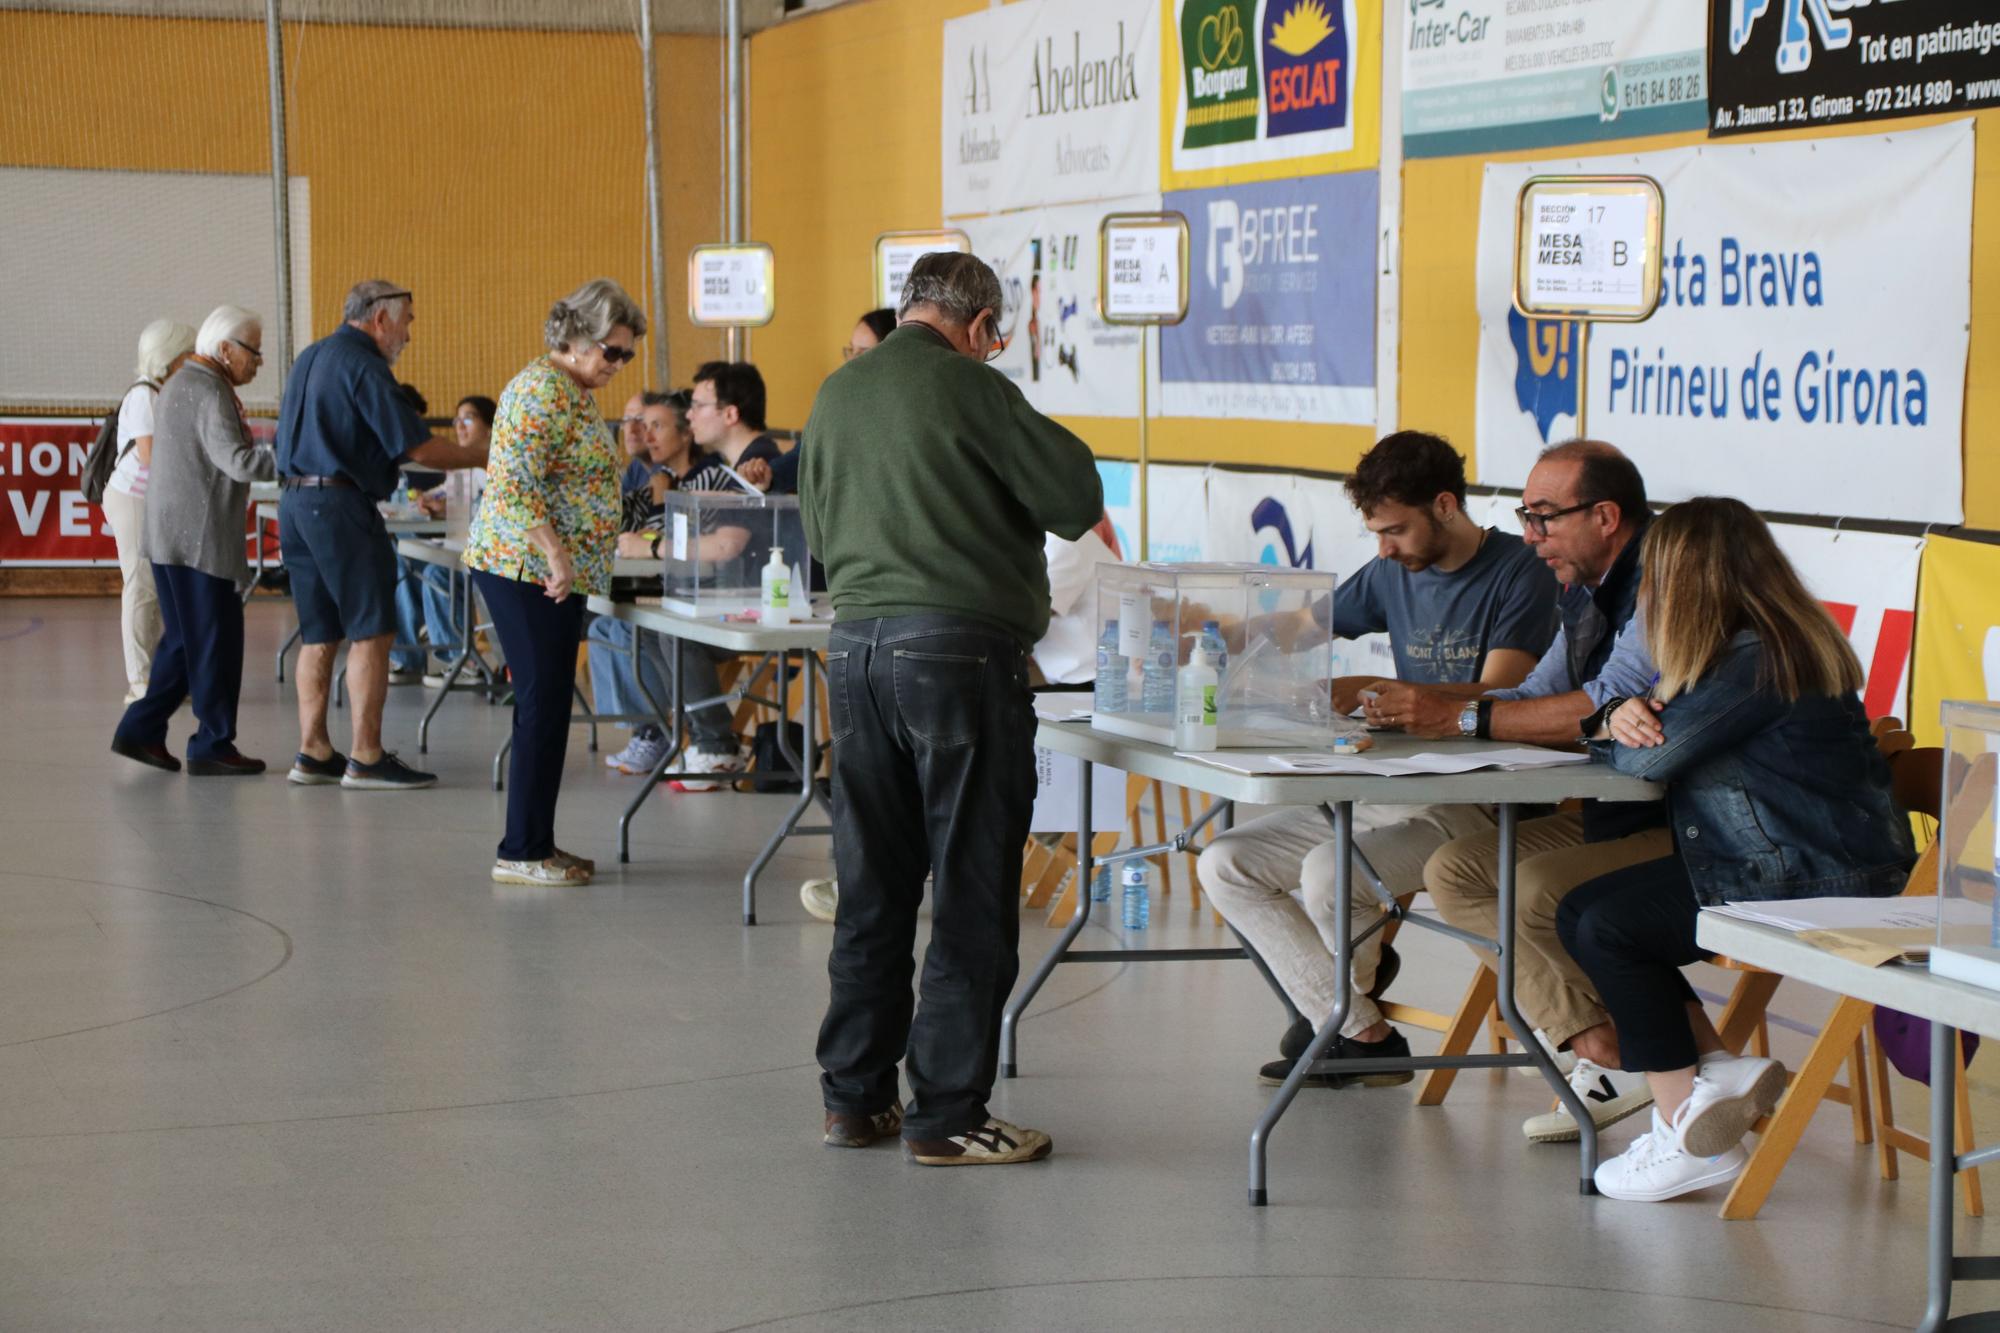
[1698, 913, 2000, 1331]
[1004, 720, 1661, 1206]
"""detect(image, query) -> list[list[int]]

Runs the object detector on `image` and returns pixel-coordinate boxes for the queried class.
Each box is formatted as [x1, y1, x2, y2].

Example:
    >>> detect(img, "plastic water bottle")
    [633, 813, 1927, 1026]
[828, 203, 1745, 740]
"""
[1200, 620, 1228, 679]
[1090, 861, 1112, 903]
[1176, 649, 1220, 751]
[1140, 620, 1176, 714]
[1093, 621, 1128, 713]
[1121, 859, 1151, 931]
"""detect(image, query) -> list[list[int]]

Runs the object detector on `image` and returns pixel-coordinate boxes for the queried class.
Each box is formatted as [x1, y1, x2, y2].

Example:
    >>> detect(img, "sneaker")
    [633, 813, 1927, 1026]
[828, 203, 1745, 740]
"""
[491, 857, 591, 886]
[387, 667, 422, 685]
[609, 731, 668, 776]
[341, 752, 438, 790]
[669, 746, 746, 793]
[904, 1117, 1052, 1166]
[550, 847, 596, 876]
[287, 749, 349, 786]
[1523, 1058, 1655, 1143]
[800, 878, 839, 923]
[1258, 1028, 1414, 1088]
[422, 668, 456, 689]
[824, 1102, 902, 1148]
[1275, 943, 1403, 1061]
[186, 751, 267, 777]
[1675, 1053, 1786, 1158]
[1593, 1109, 1748, 1202]
[110, 735, 181, 773]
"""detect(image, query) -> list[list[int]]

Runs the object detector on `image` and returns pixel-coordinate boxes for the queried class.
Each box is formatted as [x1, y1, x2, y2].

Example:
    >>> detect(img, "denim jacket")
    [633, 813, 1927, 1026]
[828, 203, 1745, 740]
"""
[1591, 631, 1914, 907]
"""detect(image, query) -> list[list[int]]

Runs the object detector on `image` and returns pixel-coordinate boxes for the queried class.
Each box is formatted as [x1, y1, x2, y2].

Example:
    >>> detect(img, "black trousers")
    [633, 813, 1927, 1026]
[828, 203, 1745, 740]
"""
[114, 562, 245, 763]
[816, 615, 1037, 1138]
[1556, 854, 1707, 1072]
[475, 571, 585, 862]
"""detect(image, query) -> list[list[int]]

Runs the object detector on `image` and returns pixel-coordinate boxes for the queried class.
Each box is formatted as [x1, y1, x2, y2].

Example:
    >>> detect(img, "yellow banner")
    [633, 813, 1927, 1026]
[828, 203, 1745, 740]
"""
[1912, 534, 2000, 746]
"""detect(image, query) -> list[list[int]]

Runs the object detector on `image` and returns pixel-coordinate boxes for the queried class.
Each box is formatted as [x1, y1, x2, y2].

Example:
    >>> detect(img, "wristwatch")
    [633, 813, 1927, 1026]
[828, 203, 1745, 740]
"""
[1458, 701, 1480, 737]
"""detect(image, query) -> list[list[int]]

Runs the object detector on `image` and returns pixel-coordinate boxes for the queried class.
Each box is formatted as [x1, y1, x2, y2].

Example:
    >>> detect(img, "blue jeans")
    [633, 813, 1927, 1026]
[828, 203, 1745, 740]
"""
[114, 563, 247, 763]
[475, 570, 585, 862]
[390, 555, 436, 673]
[586, 614, 669, 733]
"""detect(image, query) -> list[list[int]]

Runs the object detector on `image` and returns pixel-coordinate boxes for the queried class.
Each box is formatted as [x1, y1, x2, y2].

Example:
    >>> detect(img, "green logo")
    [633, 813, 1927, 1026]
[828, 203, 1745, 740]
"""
[1599, 66, 1621, 123]
[1181, 0, 1260, 149]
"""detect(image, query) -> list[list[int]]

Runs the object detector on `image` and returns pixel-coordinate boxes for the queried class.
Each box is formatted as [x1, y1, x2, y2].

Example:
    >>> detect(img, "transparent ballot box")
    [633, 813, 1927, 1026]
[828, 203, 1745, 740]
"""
[1931, 700, 2000, 990]
[658, 489, 810, 618]
[1089, 562, 1344, 748]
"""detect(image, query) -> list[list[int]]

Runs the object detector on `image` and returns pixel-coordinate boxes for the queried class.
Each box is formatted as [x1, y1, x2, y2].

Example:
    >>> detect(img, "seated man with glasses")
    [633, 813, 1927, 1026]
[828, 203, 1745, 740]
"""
[1361, 439, 1669, 1142]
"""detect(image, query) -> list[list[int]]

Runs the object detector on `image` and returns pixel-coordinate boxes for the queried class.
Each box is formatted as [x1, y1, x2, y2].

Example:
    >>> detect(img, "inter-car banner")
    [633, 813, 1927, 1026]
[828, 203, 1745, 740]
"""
[1402, 0, 1706, 158]
[1168, 0, 1361, 179]
[1710, 0, 2000, 137]
[1770, 523, 1921, 722]
[1160, 172, 1378, 424]
[942, 0, 1160, 218]
[1476, 120, 1972, 525]
[0, 418, 117, 565]
[1912, 535, 2000, 748]
[964, 195, 1161, 419]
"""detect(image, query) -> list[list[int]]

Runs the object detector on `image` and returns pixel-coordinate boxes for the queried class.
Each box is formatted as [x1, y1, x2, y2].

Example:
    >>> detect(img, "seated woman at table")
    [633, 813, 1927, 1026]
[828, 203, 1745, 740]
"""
[1559, 497, 1914, 1202]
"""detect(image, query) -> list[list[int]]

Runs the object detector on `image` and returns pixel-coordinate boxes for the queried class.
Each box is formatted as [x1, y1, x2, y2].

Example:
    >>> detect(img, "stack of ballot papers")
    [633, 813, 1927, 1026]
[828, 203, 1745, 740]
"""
[1171, 749, 1591, 777]
[1703, 896, 1992, 967]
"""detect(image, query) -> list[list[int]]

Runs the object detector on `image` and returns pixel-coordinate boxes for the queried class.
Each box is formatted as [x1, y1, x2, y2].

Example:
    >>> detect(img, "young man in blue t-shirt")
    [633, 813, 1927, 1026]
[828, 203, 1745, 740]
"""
[1197, 432, 1559, 1086]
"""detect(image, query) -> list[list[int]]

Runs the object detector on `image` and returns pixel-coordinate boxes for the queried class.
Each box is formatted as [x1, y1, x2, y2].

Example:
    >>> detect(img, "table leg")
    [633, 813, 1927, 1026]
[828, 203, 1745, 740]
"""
[1923, 1018, 1956, 1332]
[618, 633, 686, 864]
[274, 621, 301, 683]
[1000, 757, 1094, 1078]
[417, 572, 474, 754]
[739, 650, 821, 925]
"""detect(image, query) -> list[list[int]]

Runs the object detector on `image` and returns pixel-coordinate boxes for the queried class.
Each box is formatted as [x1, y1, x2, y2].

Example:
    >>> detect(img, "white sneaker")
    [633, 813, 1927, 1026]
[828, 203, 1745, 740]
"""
[491, 857, 591, 886]
[607, 731, 668, 776]
[799, 878, 839, 923]
[1594, 1109, 1747, 1202]
[1676, 1053, 1786, 1158]
[670, 747, 746, 792]
[1523, 1058, 1655, 1143]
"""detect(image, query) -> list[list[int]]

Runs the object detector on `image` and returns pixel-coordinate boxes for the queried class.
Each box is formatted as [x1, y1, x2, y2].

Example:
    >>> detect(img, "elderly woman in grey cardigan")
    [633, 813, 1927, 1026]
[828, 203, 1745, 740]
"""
[110, 305, 276, 776]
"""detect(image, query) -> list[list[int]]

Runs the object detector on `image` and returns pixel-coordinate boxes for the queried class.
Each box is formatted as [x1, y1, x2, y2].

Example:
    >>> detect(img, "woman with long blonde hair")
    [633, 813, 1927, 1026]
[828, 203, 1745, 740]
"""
[1558, 496, 1913, 1203]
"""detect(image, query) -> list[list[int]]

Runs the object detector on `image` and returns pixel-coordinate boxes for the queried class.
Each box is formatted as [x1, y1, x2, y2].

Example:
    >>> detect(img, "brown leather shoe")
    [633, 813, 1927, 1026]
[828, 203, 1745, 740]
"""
[186, 752, 267, 777]
[110, 736, 181, 772]
[824, 1102, 903, 1148]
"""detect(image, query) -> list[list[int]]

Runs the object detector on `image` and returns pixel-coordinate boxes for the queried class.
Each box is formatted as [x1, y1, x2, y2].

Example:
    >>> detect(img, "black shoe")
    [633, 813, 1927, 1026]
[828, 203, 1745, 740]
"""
[1259, 1029, 1415, 1089]
[187, 752, 267, 777]
[1275, 944, 1404, 1061]
[110, 735, 181, 772]
[287, 749, 349, 786]
[342, 751, 437, 790]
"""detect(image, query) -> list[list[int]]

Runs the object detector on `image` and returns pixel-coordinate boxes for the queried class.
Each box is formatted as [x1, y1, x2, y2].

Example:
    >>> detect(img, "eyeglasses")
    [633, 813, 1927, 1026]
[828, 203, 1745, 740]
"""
[1514, 500, 1598, 536]
[228, 339, 264, 362]
[688, 397, 718, 412]
[840, 344, 865, 361]
[596, 342, 636, 365]
[981, 331, 1008, 364]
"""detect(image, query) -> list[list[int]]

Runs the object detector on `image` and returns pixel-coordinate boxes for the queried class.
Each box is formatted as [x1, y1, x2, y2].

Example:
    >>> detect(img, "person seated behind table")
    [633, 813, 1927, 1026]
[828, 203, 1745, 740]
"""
[615, 390, 658, 495]
[1196, 432, 1559, 1087]
[1558, 497, 1914, 1201]
[757, 309, 897, 497]
[406, 395, 495, 686]
[596, 390, 700, 776]
[1364, 439, 1668, 1142]
[389, 382, 442, 681]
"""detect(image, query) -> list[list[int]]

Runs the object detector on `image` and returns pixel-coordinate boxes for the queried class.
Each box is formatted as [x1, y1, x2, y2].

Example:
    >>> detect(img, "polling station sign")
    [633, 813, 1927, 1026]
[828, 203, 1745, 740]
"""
[1476, 120, 1973, 526]
[1710, 0, 2000, 136]
[1159, 172, 1376, 424]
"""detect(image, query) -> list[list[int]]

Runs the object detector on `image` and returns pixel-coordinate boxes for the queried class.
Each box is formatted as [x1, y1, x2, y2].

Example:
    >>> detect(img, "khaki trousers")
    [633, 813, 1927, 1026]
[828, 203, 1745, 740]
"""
[1423, 812, 1675, 1048]
[102, 485, 161, 703]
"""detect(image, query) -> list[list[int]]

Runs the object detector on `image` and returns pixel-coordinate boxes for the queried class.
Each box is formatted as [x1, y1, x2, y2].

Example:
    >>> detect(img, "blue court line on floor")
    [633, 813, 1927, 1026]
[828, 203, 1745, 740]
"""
[0, 618, 46, 641]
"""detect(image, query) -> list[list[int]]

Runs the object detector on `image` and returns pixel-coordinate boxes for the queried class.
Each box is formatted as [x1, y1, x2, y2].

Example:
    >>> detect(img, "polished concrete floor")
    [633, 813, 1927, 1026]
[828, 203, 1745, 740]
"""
[1, 596, 1993, 1331]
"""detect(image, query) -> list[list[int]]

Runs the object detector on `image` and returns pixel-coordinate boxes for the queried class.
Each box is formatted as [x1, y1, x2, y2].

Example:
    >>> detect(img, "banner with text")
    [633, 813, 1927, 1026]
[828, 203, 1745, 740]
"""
[1097, 460, 1209, 567]
[0, 418, 116, 565]
[1160, 171, 1377, 424]
[965, 196, 1161, 419]
[1167, 0, 1363, 184]
[1710, 0, 2000, 137]
[943, 0, 1160, 218]
[1402, 0, 1705, 158]
[1912, 536, 2000, 748]
[1770, 524, 1920, 722]
[1476, 121, 1972, 524]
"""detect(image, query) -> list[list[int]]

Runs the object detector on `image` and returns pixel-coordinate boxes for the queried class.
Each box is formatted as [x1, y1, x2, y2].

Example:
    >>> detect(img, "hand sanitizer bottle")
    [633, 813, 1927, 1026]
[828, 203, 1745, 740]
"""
[1176, 648, 1220, 750]
[760, 546, 791, 625]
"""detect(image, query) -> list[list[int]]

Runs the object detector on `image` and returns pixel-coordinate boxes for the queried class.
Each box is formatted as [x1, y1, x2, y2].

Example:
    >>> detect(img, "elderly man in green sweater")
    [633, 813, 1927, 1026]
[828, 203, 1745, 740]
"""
[803, 252, 1103, 1167]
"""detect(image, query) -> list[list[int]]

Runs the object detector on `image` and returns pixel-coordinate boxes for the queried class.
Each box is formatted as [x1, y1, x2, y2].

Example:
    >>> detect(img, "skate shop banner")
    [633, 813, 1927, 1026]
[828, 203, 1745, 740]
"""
[1475, 120, 1973, 525]
[1403, 0, 1706, 158]
[964, 196, 1162, 419]
[1160, 171, 1378, 425]
[1710, 0, 2000, 136]
[942, 0, 1160, 218]
[0, 418, 116, 565]
[1912, 535, 2000, 748]
[1166, 0, 1372, 188]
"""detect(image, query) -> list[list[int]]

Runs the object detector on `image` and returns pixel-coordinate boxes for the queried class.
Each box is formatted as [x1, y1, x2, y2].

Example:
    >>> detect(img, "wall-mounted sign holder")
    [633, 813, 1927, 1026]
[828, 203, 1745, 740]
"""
[873, 230, 970, 313]
[688, 242, 776, 329]
[1098, 212, 1190, 561]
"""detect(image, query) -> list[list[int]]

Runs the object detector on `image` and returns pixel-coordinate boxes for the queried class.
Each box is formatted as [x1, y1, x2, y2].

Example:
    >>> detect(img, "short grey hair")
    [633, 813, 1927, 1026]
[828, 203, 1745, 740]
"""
[897, 252, 1003, 324]
[194, 305, 261, 359]
[135, 318, 197, 382]
[545, 278, 648, 351]
[343, 279, 412, 324]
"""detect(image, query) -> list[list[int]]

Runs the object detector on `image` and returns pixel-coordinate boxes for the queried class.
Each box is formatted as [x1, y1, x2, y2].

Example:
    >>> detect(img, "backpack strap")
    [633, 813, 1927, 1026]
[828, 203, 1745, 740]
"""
[112, 380, 152, 460]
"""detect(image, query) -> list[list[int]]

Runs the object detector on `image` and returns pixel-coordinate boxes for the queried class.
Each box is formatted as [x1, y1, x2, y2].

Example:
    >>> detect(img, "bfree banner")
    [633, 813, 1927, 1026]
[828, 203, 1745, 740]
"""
[1167, 0, 1362, 182]
[1160, 171, 1377, 424]
[1710, 0, 2000, 137]
[1096, 459, 1207, 566]
[942, 0, 1160, 218]
[1912, 535, 2000, 748]
[965, 196, 1161, 419]
[1475, 120, 1973, 525]
[1403, 0, 1706, 158]
[0, 418, 116, 565]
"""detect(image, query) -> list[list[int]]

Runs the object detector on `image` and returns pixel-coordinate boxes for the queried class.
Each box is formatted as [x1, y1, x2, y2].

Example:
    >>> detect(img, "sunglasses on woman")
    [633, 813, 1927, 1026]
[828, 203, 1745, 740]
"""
[596, 341, 637, 365]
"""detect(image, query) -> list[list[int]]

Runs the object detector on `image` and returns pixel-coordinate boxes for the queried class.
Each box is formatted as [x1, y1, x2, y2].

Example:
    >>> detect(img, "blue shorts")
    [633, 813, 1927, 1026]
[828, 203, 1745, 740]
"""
[278, 487, 398, 645]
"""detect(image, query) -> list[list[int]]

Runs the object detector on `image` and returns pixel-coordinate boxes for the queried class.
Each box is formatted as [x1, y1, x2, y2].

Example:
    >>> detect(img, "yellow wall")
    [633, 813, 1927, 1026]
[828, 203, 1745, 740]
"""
[0, 11, 724, 412]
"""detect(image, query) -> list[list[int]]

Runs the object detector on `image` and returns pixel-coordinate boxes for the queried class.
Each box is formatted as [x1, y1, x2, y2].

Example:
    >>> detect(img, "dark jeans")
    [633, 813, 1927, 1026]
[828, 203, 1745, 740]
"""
[114, 562, 245, 762]
[1556, 854, 1706, 1072]
[816, 615, 1037, 1138]
[474, 570, 585, 862]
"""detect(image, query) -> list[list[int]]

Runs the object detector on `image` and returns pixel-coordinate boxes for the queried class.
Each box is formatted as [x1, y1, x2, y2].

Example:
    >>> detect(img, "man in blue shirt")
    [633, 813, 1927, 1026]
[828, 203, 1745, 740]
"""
[1197, 432, 1559, 1088]
[275, 279, 474, 792]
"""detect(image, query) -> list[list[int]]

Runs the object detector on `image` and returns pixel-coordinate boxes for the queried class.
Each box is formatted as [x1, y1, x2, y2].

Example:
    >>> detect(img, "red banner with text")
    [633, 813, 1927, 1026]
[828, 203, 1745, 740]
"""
[0, 418, 116, 565]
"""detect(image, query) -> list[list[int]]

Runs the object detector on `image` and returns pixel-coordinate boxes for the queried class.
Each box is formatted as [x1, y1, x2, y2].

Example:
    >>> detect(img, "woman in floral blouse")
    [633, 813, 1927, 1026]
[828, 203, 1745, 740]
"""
[465, 278, 646, 886]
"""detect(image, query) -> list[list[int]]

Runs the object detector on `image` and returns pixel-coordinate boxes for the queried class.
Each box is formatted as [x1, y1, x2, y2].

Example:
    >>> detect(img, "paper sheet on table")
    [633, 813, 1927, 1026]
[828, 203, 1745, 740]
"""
[1172, 748, 1592, 777]
[1704, 896, 1988, 934]
[1032, 694, 1095, 724]
[1794, 927, 1940, 967]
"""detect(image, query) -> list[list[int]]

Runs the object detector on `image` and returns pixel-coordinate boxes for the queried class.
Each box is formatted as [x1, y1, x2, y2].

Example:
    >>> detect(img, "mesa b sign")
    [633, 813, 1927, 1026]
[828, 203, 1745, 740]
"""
[1513, 175, 1664, 323]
